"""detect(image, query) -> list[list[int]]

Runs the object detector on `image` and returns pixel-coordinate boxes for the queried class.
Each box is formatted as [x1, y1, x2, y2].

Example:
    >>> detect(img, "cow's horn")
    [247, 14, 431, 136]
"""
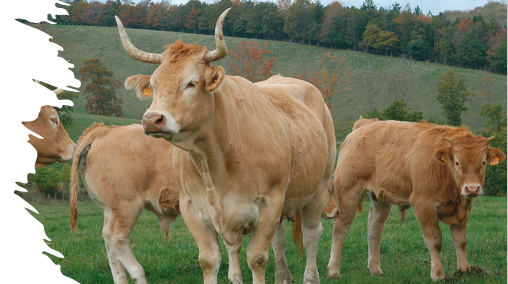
[486, 136, 495, 143]
[204, 8, 231, 63]
[53, 88, 66, 96]
[445, 137, 453, 143]
[115, 16, 162, 64]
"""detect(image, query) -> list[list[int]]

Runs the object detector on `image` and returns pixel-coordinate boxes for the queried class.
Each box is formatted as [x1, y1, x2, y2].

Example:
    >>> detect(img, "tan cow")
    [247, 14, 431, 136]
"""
[23, 88, 75, 168]
[70, 123, 180, 284]
[116, 8, 336, 284]
[327, 118, 506, 280]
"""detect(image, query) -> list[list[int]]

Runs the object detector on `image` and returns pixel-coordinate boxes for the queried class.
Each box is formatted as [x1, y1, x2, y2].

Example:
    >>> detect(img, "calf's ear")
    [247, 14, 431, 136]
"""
[205, 66, 226, 93]
[434, 147, 452, 164]
[125, 75, 153, 100]
[487, 147, 506, 166]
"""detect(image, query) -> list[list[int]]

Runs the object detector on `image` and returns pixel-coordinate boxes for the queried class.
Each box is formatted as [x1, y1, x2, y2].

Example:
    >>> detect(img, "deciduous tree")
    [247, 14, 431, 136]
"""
[228, 40, 276, 83]
[436, 70, 473, 126]
[80, 58, 123, 117]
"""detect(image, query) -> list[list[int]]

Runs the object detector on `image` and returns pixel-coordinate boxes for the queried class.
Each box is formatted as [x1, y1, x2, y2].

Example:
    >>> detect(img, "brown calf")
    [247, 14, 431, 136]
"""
[70, 123, 179, 284]
[327, 119, 505, 280]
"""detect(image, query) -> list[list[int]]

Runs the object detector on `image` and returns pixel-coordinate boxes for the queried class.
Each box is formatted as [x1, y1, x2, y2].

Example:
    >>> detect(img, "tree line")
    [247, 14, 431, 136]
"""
[54, 0, 507, 74]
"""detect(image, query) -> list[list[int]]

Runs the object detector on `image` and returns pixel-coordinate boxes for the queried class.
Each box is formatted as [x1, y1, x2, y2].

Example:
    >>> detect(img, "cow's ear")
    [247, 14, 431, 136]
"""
[125, 75, 153, 100]
[487, 147, 506, 166]
[434, 147, 452, 164]
[205, 66, 226, 93]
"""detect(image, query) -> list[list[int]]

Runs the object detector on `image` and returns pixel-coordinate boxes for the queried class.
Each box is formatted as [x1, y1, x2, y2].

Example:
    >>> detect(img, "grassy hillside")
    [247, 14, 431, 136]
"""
[49, 24, 506, 132]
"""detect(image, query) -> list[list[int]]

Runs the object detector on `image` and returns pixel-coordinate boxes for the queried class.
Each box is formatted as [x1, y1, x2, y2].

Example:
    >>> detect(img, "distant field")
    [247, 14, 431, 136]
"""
[48, 25, 507, 133]
[33, 197, 506, 283]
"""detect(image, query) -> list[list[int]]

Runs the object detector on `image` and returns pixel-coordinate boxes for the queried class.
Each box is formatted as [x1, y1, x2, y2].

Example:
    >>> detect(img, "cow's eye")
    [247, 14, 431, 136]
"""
[186, 82, 196, 89]
[50, 117, 58, 125]
[455, 161, 460, 167]
[482, 161, 486, 166]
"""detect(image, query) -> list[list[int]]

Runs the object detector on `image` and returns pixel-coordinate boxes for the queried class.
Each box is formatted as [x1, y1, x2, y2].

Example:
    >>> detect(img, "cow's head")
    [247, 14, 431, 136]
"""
[118, 9, 230, 146]
[434, 134, 505, 197]
[22, 88, 75, 168]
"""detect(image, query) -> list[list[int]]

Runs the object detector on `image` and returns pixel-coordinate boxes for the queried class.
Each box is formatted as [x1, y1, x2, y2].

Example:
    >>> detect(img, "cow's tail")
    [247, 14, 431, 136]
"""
[293, 211, 304, 255]
[70, 122, 107, 231]
[398, 205, 410, 224]
[357, 193, 366, 213]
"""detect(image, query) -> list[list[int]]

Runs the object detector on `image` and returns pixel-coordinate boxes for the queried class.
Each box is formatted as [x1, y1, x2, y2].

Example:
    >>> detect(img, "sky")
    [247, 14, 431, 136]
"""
[128, 0, 500, 15]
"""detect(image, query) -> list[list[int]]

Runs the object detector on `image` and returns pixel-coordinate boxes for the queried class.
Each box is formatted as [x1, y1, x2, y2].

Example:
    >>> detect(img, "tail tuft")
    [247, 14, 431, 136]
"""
[292, 211, 304, 256]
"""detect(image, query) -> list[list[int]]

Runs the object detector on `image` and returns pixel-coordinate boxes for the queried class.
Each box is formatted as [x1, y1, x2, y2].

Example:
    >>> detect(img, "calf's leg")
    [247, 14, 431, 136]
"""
[414, 205, 445, 280]
[367, 199, 391, 277]
[102, 203, 146, 284]
[103, 210, 128, 284]
[450, 222, 469, 271]
[327, 183, 364, 278]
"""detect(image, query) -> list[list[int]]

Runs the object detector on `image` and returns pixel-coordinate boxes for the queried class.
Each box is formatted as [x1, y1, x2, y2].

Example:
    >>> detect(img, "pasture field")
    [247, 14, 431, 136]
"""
[47, 24, 507, 133]
[31, 197, 506, 283]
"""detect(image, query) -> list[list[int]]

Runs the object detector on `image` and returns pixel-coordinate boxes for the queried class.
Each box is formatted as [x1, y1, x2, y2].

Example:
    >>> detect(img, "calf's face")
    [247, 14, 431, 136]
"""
[435, 136, 505, 197]
[23, 105, 75, 168]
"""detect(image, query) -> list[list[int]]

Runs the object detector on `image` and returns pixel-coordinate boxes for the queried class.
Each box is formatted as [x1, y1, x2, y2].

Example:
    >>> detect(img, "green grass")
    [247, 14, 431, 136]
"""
[47, 24, 506, 133]
[31, 197, 506, 283]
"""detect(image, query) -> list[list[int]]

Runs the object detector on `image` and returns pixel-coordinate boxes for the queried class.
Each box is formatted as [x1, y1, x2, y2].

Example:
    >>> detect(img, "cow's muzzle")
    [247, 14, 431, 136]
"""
[463, 184, 482, 197]
[142, 111, 181, 138]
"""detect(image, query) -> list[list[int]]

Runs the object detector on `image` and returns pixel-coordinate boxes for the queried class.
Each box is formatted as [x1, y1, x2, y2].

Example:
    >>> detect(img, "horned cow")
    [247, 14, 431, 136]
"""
[117, 8, 336, 284]
[327, 118, 505, 280]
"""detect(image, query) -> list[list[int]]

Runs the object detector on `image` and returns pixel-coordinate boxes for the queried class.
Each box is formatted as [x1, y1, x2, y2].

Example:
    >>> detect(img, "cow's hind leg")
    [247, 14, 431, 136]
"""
[300, 191, 326, 284]
[271, 221, 292, 284]
[103, 202, 146, 284]
[367, 199, 391, 277]
[414, 204, 445, 280]
[450, 221, 470, 272]
[224, 231, 243, 284]
[327, 182, 365, 278]
[180, 195, 221, 284]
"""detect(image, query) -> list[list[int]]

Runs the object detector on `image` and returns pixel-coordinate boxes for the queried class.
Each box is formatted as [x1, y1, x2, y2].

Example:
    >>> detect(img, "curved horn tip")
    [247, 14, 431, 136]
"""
[487, 136, 495, 142]
[445, 137, 453, 143]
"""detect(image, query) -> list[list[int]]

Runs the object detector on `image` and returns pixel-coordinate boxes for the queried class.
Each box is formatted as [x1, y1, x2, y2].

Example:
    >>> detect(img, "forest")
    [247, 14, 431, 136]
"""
[53, 0, 507, 74]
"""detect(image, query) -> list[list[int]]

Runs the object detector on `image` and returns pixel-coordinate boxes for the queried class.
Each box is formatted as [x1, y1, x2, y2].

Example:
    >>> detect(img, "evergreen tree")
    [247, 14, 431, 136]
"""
[456, 30, 487, 68]
[80, 58, 123, 117]
[436, 70, 473, 126]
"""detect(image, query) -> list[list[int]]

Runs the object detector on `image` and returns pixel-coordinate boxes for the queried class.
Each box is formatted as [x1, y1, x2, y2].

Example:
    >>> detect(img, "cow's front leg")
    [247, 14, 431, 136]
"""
[180, 196, 221, 284]
[224, 231, 244, 284]
[414, 205, 445, 280]
[450, 222, 469, 272]
[247, 198, 283, 284]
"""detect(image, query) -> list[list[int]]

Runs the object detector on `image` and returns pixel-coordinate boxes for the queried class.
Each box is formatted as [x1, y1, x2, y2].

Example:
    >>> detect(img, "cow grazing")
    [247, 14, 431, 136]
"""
[116, 8, 336, 284]
[327, 118, 506, 280]
[70, 123, 180, 284]
[23, 88, 75, 168]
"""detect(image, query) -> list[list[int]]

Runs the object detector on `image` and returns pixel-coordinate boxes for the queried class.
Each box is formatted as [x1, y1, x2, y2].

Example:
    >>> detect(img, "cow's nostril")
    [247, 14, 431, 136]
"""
[156, 116, 164, 125]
